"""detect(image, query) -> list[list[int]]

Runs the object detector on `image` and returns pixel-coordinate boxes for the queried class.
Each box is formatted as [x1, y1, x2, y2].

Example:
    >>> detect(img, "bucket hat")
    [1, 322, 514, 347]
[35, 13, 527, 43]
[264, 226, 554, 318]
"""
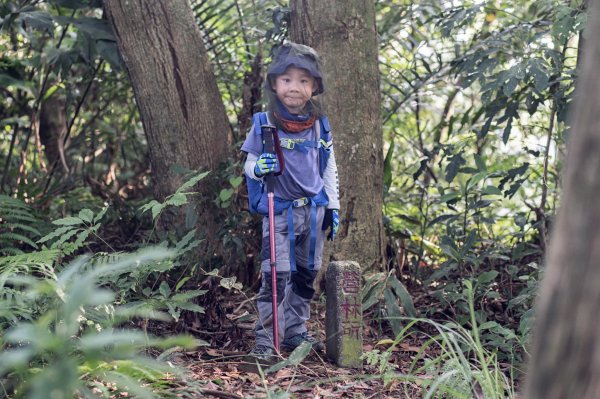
[267, 43, 325, 95]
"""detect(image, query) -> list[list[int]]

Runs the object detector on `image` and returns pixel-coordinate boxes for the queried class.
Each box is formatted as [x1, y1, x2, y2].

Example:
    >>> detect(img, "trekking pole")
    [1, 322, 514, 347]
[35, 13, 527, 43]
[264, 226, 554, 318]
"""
[261, 122, 280, 353]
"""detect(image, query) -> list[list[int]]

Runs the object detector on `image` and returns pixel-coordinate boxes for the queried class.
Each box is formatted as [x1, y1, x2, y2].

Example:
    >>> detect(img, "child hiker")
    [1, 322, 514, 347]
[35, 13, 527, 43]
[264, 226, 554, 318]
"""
[241, 42, 340, 358]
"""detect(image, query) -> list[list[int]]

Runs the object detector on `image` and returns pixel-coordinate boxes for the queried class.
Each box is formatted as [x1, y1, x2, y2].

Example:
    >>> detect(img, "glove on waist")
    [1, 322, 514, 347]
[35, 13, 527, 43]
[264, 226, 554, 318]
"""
[322, 208, 340, 241]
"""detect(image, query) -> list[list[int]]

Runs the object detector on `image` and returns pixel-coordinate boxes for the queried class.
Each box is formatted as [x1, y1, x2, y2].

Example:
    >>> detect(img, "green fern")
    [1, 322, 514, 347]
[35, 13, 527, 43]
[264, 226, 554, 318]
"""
[37, 206, 109, 256]
[0, 249, 60, 328]
[0, 249, 60, 284]
[0, 195, 43, 256]
[0, 248, 197, 398]
[140, 171, 209, 223]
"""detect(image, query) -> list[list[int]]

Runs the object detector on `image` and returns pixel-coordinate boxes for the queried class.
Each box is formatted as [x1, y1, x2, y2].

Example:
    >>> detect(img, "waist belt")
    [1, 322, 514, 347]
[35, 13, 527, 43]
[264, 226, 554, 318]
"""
[287, 197, 318, 272]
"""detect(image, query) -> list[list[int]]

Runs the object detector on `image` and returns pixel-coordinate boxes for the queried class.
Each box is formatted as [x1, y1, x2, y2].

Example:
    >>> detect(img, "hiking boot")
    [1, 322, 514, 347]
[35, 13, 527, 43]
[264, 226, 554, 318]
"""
[248, 344, 276, 359]
[281, 332, 325, 352]
[241, 345, 277, 372]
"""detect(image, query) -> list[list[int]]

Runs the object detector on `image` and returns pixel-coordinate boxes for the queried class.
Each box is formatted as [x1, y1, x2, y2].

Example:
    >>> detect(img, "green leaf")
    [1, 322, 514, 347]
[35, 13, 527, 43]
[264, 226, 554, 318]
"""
[478, 114, 494, 138]
[503, 76, 519, 96]
[171, 290, 207, 301]
[140, 200, 160, 214]
[445, 153, 466, 183]
[16, 10, 54, 33]
[159, 281, 171, 298]
[440, 235, 459, 260]
[266, 341, 312, 373]
[151, 203, 163, 221]
[459, 230, 477, 257]
[173, 302, 205, 314]
[468, 199, 494, 209]
[53, 216, 83, 226]
[73, 229, 91, 248]
[94, 205, 109, 223]
[54, 229, 80, 247]
[219, 277, 238, 290]
[52, 0, 100, 10]
[474, 154, 486, 171]
[361, 274, 385, 312]
[165, 193, 187, 207]
[53, 16, 116, 41]
[0, 232, 38, 248]
[175, 171, 210, 193]
[78, 209, 94, 223]
[219, 189, 233, 202]
[503, 117, 513, 144]
[37, 226, 76, 244]
[482, 185, 502, 196]
[175, 277, 190, 292]
[384, 288, 403, 336]
[439, 192, 461, 203]
[466, 172, 487, 191]
[388, 276, 417, 318]
[529, 59, 549, 92]
[477, 270, 499, 285]
[287, 341, 312, 365]
[0, 73, 34, 95]
[97, 40, 121, 69]
[229, 176, 243, 188]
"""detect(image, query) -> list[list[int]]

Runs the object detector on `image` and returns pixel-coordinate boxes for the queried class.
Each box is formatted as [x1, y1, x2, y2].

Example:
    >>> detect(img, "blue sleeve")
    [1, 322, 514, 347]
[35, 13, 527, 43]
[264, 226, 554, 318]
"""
[241, 123, 263, 156]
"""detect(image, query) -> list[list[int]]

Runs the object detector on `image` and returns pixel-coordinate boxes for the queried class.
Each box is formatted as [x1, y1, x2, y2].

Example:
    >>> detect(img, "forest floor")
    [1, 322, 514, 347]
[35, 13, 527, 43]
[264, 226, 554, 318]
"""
[160, 287, 435, 399]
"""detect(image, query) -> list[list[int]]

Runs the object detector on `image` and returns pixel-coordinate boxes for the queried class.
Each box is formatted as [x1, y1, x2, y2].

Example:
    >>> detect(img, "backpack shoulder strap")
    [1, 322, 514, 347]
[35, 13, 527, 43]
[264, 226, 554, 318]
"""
[252, 112, 269, 137]
[320, 116, 332, 141]
[253, 111, 285, 175]
[318, 115, 332, 176]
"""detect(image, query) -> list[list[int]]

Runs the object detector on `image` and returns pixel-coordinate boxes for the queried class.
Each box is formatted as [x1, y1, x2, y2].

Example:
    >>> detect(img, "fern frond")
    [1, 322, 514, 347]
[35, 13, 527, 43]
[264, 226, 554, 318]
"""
[0, 232, 39, 249]
[0, 195, 45, 256]
[5, 222, 42, 236]
[1, 247, 23, 256]
[1, 210, 39, 223]
[0, 250, 59, 287]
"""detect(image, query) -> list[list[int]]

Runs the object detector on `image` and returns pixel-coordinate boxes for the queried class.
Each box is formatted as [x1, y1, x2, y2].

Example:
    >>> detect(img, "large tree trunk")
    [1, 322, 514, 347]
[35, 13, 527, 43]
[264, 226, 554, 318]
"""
[289, 0, 385, 270]
[524, 1, 600, 397]
[103, 0, 231, 206]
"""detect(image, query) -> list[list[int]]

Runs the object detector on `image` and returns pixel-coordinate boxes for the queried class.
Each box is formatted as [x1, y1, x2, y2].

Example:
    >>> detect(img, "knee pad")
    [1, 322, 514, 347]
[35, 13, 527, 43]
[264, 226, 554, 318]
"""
[257, 271, 290, 303]
[291, 268, 318, 300]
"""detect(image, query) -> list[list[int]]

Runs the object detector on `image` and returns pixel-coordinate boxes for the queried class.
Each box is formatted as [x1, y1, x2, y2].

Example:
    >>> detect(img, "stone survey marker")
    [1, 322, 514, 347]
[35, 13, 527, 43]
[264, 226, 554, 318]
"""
[325, 261, 363, 368]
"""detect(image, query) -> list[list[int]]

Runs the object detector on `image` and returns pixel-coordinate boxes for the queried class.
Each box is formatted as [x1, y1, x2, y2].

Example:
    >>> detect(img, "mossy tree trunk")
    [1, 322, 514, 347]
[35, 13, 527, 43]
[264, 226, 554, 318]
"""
[290, 0, 385, 270]
[525, 1, 600, 397]
[104, 0, 232, 228]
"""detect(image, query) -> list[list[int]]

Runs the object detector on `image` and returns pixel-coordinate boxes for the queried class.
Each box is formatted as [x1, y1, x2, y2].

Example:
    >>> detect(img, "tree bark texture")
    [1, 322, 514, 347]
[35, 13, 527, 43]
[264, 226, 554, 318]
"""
[103, 0, 231, 202]
[525, 1, 600, 397]
[290, 0, 385, 269]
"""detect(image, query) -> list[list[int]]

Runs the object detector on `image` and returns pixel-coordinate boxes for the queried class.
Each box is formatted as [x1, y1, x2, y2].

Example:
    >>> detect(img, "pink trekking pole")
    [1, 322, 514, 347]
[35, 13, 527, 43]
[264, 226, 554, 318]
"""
[262, 122, 280, 353]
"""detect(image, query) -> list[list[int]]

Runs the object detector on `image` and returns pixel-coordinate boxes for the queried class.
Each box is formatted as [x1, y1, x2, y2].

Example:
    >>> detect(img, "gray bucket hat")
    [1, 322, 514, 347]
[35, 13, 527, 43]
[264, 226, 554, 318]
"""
[267, 42, 325, 95]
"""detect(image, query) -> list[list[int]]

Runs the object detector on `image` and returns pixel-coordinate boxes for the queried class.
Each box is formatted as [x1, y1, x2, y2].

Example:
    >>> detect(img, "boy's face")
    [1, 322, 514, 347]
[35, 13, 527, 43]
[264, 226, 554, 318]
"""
[272, 67, 318, 114]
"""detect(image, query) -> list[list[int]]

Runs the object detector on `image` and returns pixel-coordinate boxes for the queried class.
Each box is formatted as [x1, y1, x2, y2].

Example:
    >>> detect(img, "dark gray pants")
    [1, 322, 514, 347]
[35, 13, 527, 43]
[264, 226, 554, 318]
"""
[255, 205, 325, 348]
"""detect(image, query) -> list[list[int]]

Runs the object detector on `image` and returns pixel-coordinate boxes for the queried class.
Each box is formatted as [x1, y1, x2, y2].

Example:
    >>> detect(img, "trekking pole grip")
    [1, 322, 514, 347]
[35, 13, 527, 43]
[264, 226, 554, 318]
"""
[261, 123, 277, 192]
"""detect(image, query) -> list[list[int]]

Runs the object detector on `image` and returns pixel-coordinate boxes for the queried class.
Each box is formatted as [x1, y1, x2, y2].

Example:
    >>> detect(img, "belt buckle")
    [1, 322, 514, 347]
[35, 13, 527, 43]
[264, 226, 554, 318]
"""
[293, 197, 308, 207]
[281, 138, 295, 150]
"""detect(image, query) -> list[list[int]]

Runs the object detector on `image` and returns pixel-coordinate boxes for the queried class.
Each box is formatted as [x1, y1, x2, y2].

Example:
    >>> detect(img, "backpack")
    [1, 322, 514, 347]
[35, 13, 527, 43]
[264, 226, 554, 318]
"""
[245, 111, 332, 216]
[244, 111, 333, 271]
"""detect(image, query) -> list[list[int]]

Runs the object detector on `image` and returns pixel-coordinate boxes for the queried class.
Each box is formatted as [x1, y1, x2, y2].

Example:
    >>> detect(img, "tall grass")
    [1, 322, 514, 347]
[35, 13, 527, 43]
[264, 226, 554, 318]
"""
[365, 281, 519, 398]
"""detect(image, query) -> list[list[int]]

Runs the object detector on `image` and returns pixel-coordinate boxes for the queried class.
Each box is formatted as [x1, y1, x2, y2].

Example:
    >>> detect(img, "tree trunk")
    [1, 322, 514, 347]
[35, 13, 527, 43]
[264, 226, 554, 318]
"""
[525, 1, 600, 397]
[103, 0, 231, 204]
[289, 0, 385, 270]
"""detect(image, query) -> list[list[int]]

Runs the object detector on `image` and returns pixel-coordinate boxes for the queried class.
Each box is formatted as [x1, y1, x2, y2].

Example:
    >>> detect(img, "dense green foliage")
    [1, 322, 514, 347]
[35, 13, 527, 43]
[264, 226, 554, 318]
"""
[0, 0, 588, 397]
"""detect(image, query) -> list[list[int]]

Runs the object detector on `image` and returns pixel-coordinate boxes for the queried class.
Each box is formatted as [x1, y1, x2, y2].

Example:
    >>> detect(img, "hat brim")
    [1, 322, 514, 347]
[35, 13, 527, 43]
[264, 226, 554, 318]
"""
[268, 55, 325, 95]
